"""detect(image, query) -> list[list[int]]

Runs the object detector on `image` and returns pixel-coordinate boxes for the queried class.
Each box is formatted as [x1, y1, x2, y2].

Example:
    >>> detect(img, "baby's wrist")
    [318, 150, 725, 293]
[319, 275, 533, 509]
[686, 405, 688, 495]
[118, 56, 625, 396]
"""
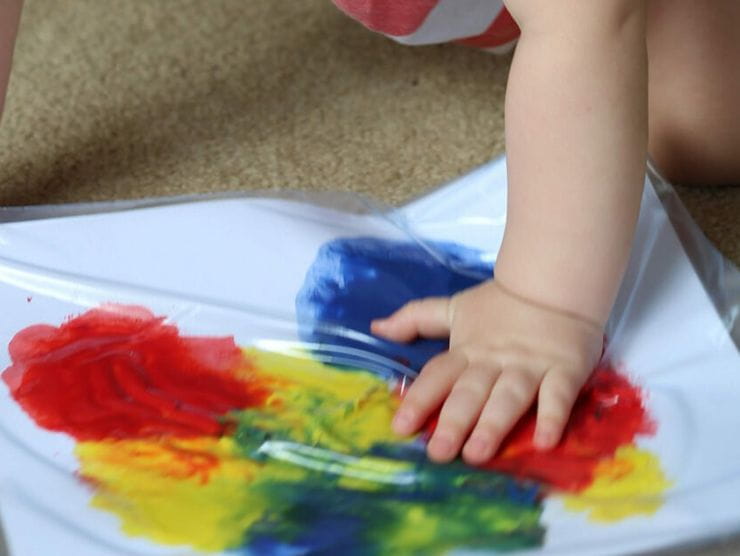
[489, 279, 604, 332]
[487, 262, 610, 331]
[491, 235, 624, 329]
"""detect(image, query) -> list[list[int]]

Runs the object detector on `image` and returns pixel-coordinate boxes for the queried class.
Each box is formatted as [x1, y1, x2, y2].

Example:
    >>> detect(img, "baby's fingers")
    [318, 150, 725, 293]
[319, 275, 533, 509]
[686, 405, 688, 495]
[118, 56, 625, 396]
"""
[533, 369, 583, 450]
[428, 365, 500, 463]
[392, 351, 466, 436]
[463, 369, 540, 464]
[371, 297, 451, 343]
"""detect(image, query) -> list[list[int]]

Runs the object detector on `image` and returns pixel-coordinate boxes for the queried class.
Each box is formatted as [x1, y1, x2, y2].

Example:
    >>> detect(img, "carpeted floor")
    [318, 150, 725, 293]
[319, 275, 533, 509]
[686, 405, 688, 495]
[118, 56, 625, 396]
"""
[0, 1, 737, 264]
[0, 2, 738, 555]
[0, 0, 510, 205]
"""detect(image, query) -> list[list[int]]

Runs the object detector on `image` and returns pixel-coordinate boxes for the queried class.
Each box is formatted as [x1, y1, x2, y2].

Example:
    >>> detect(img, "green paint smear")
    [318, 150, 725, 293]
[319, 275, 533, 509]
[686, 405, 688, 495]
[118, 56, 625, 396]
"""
[228, 358, 544, 554]
[251, 480, 543, 554]
[233, 423, 544, 554]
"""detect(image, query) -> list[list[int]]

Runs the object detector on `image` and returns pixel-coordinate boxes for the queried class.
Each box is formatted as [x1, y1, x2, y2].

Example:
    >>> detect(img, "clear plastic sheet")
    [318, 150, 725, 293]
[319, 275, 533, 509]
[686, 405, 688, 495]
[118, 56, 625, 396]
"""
[0, 155, 738, 555]
[645, 160, 739, 347]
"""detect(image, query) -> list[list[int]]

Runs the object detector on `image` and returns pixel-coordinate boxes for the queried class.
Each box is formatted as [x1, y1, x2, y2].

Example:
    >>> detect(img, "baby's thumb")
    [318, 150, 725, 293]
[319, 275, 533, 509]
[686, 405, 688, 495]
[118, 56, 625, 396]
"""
[370, 297, 451, 342]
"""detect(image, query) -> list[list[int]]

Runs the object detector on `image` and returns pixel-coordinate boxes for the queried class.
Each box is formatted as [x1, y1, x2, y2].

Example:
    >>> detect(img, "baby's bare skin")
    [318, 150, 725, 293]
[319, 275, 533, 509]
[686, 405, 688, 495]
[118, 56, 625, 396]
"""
[376, 0, 648, 463]
[375, 0, 740, 464]
[0, 0, 738, 464]
[648, 0, 740, 185]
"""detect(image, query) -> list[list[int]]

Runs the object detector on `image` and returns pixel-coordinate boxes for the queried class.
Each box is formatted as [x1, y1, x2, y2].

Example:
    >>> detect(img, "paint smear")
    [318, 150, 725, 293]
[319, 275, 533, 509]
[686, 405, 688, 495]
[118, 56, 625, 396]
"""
[296, 237, 492, 371]
[3, 305, 271, 441]
[480, 367, 656, 492]
[295, 237, 660, 494]
[563, 446, 672, 522]
[2, 306, 669, 554]
[78, 436, 263, 551]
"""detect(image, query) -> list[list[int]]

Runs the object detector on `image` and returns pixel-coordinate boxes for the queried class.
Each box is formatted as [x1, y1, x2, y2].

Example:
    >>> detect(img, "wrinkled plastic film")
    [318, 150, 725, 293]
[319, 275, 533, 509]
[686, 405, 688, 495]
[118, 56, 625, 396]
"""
[1, 164, 736, 338]
[0, 156, 738, 556]
[647, 159, 740, 346]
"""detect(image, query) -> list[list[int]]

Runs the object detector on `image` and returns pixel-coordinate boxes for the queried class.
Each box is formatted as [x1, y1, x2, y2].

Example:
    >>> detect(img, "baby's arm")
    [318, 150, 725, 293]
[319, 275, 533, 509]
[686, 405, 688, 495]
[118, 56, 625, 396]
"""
[498, 0, 647, 327]
[373, 0, 648, 463]
[0, 0, 23, 120]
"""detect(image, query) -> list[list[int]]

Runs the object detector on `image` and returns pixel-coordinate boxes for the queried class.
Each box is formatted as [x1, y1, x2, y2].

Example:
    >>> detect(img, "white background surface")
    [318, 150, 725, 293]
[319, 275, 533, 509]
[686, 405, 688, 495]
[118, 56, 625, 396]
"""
[0, 157, 738, 555]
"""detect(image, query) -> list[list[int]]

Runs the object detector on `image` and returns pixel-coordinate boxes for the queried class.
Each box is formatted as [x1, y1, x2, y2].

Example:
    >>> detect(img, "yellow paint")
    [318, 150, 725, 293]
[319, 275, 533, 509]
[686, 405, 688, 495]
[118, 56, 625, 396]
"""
[75, 349, 407, 551]
[77, 437, 268, 551]
[240, 348, 405, 453]
[73, 347, 670, 552]
[562, 446, 672, 522]
[380, 498, 542, 553]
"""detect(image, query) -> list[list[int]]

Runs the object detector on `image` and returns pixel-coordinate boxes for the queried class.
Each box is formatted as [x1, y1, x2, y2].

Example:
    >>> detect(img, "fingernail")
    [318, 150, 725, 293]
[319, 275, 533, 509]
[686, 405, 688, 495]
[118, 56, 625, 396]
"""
[534, 429, 555, 450]
[392, 410, 414, 434]
[371, 320, 388, 333]
[466, 435, 491, 459]
[430, 435, 454, 459]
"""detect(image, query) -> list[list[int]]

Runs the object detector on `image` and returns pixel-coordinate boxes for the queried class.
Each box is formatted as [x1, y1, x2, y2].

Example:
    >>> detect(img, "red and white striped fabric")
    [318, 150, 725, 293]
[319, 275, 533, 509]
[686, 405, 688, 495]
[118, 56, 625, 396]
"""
[333, 0, 520, 52]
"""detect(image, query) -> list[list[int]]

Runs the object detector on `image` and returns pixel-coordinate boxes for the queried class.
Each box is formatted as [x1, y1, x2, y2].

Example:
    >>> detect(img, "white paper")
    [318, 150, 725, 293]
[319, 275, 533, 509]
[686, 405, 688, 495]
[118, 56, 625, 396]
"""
[0, 156, 738, 556]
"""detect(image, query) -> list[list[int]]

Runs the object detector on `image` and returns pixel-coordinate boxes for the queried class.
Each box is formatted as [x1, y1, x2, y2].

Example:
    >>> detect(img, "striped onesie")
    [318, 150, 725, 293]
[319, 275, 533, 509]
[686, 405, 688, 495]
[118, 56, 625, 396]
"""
[332, 0, 520, 52]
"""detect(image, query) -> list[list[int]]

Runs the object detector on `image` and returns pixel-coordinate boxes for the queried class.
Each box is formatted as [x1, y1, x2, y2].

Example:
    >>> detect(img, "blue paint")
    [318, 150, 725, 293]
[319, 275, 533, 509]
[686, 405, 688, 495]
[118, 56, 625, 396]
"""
[240, 464, 543, 555]
[246, 508, 365, 555]
[272, 238, 545, 554]
[295, 237, 492, 371]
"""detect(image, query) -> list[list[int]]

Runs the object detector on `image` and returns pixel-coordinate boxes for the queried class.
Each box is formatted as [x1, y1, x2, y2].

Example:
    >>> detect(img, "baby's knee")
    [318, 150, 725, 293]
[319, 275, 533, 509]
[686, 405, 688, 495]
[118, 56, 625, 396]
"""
[648, 61, 740, 186]
[648, 121, 698, 185]
[649, 111, 740, 186]
[648, 0, 740, 185]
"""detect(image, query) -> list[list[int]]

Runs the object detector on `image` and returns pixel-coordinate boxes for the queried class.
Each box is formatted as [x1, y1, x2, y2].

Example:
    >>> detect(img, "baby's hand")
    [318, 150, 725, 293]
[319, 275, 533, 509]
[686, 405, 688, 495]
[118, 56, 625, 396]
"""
[371, 280, 604, 465]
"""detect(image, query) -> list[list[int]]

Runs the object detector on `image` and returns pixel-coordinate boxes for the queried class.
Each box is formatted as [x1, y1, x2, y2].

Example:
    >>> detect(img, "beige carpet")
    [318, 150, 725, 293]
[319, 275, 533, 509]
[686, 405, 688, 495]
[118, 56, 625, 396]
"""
[0, 1, 738, 555]
[1, 1, 737, 263]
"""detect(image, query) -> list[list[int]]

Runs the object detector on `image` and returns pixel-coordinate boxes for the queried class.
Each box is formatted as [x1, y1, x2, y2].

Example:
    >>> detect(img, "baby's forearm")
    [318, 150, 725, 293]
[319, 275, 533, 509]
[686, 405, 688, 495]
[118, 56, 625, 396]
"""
[0, 0, 23, 120]
[497, 1, 648, 326]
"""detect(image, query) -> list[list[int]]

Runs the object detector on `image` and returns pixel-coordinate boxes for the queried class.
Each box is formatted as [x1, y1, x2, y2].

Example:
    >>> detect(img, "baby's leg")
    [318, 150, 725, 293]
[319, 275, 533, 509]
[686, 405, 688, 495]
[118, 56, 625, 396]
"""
[647, 0, 740, 186]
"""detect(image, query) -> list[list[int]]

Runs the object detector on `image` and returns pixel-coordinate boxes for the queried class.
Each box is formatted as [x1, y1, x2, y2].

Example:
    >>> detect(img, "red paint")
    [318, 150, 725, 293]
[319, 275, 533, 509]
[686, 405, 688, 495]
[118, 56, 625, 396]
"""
[4, 306, 652, 495]
[424, 365, 654, 492]
[490, 366, 653, 491]
[2, 306, 271, 441]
